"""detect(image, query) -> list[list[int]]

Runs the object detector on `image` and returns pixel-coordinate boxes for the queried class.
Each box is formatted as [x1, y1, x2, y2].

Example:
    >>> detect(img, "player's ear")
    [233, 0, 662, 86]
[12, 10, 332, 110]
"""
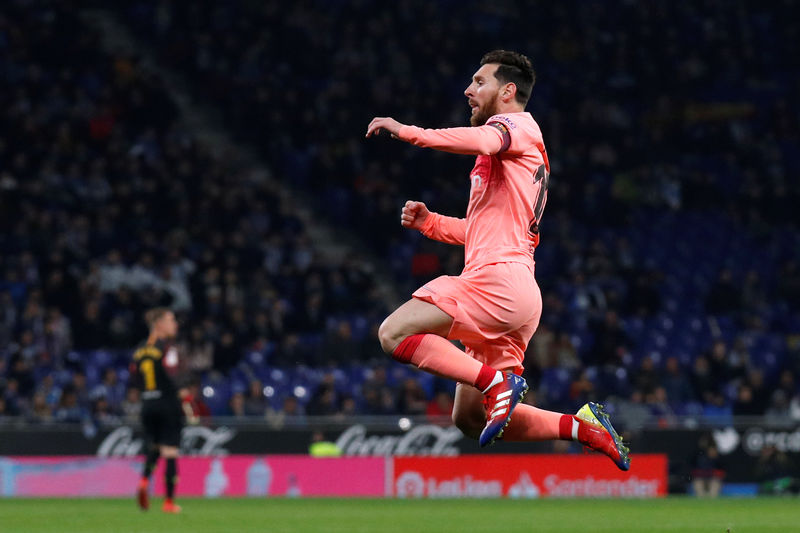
[502, 83, 517, 102]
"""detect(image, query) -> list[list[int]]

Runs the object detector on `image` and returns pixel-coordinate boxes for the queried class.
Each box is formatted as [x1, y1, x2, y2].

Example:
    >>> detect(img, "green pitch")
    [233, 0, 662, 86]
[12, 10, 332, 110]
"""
[0, 497, 795, 533]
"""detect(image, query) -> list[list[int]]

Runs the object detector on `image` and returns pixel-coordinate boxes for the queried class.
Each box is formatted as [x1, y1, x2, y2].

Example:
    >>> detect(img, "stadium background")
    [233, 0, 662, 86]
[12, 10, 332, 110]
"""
[1, 0, 799, 508]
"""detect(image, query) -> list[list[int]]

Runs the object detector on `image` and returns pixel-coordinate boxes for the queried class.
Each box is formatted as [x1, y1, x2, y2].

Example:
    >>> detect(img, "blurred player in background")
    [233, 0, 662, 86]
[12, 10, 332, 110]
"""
[367, 50, 629, 470]
[133, 307, 184, 512]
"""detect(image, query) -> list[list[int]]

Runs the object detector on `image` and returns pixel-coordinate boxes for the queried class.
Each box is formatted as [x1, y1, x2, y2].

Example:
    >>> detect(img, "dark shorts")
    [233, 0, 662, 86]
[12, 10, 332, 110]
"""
[141, 399, 183, 447]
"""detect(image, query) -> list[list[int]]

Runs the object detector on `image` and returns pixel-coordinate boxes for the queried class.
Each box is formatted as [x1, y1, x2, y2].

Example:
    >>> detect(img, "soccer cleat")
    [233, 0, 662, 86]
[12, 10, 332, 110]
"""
[479, 372, 528, 447]
[136, 479, 149, 511]
[575, 402, 630, 471]
[162, 500, 182, 514]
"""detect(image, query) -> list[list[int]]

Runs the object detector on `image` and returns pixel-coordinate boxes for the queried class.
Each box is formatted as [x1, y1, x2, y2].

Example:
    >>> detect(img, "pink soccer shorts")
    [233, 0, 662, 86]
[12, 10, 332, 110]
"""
[413, 261, 542, 374]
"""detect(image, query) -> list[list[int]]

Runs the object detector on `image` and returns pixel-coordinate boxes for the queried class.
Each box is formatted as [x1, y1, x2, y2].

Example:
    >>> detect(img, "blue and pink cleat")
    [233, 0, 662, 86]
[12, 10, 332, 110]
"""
[479, 373, 528, 447]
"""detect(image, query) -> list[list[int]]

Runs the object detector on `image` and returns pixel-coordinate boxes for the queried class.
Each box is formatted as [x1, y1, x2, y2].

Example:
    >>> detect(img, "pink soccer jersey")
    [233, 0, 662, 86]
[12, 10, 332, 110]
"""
[399, 112, 549, 271]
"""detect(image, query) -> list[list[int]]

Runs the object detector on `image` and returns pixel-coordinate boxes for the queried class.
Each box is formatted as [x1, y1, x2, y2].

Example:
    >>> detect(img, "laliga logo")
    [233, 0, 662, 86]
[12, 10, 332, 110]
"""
[396, 472, 426, 498]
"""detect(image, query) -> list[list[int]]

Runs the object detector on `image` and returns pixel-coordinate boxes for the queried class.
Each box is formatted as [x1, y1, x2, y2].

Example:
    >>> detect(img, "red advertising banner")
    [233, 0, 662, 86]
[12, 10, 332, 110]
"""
[392, 454, 667, 498]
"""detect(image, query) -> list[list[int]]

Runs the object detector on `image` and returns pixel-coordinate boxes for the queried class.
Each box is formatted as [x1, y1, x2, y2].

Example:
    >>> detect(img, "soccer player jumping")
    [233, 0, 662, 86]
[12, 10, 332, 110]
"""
[366, 50, 629, 470]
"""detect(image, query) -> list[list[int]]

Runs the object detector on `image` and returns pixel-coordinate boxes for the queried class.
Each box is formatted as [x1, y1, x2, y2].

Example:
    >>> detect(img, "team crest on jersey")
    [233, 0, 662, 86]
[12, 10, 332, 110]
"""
[470, 156, 492, 192]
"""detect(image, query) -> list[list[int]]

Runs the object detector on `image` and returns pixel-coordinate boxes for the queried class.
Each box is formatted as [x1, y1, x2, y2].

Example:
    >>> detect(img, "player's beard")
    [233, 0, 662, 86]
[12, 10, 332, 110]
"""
[470, 91, 500, 126]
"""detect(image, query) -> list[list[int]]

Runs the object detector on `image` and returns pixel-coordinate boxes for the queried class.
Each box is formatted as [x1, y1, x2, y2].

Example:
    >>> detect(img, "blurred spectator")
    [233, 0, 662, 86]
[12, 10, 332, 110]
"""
[426, 391, 454, 424]
[180, 326, 214, 374]
[27, 392, 54, 424]
[55, 386, 87, 423]
[92, 396, 120, 426]
[569, 370, 596, 407]
[645, 387, 677, 427]
[2, 380, 23, 416]
[755, 445, 799, 495]
[183, 381, 211, 420]
[213, 331, 242, 375]
[91, 368, 126, 413]
[306, 375, 340, 417]
[661, 357, 694, 407]
[590, 310, 629, 367]
[764, 390, 791, 426]
[308, 430, 342, 457]
[121, 387, 142, 424]
[244, 380, 268, 417]
[691, 436, 725, 498]
[266, 396, 306, 429]
[227, 391, 246, 418]
[36, 374, 62, 409]
[338, 396, 358, 419]
[396, 378, 427, 415]
[633, 356, 659, 396]
[690, 356, 718, 406]
[322, 320, 363, 365]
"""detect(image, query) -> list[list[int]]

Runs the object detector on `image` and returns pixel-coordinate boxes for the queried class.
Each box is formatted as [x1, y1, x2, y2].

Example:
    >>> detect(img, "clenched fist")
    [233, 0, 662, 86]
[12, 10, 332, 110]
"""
[400, 200, 430, 231]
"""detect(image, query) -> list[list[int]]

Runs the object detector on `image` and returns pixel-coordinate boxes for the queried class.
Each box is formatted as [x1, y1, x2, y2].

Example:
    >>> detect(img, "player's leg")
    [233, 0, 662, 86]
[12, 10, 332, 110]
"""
[468, 340, 630, 470]
[378, 298, 505, 392]
[138, 442, 159, 507]
[137, 406, 159, 510]
[451, 383, 485, 439]
[160, 445, 181, 513]
[160, 406, 182, 513]
[381, 271, 530, 447]
[451, 367, 566, 442]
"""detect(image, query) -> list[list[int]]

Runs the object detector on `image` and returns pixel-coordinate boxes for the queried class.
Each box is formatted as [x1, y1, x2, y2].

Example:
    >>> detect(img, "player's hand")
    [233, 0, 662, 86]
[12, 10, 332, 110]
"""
[366, 117, 405, 139]
[400, 200, 430, 231]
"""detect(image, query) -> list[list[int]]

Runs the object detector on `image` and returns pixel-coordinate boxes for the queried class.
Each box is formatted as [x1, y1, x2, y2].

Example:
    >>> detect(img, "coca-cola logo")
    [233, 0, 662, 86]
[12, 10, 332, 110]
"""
[335, 424, 462, 456]
[96, 426, 236, 457]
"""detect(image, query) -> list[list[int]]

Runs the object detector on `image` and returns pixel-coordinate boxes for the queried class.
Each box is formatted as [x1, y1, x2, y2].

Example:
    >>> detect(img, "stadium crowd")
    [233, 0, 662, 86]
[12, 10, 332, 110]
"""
[1, 0, 799, 429]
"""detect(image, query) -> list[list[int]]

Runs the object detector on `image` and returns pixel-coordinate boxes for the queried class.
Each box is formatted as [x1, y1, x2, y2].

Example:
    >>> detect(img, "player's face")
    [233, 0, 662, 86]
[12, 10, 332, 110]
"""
[158, 312, 179, 338]
[465, 63, 502, 126]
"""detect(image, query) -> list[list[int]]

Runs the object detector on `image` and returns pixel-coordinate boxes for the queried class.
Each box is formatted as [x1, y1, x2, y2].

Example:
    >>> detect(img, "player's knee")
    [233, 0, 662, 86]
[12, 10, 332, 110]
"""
[160, 445, 179, 458]
[378, 318, 403, 355]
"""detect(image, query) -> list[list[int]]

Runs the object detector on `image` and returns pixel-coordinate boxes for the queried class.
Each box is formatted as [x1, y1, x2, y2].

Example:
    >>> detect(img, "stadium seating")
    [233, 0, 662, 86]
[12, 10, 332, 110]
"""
[1, 0, 798, 427]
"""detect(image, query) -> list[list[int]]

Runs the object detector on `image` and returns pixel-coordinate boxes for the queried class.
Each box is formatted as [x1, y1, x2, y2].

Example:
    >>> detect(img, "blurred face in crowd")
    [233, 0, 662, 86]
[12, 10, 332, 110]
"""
[465, 63, 504, 126]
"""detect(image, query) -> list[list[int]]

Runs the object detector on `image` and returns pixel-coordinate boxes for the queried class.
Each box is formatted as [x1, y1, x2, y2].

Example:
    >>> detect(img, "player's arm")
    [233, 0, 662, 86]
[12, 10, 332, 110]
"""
[366, 117, 508, 156]
[402, 200, 465, 246]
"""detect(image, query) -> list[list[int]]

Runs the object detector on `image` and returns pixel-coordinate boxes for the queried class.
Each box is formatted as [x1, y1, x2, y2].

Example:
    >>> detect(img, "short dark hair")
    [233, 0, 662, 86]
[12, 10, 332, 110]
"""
[144, 307, 171, 328]
[480, 50, 535, 105]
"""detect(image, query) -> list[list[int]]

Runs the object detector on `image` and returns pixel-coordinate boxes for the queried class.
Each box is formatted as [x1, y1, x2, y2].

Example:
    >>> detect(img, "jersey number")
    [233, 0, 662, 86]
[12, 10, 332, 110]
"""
[140, 359, 156, 391]
[528, 163, 550, 238]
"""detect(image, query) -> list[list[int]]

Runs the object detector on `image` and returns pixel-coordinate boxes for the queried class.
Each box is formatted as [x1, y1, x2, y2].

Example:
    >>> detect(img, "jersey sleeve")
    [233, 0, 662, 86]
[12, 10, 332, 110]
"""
[397, 124, 505, 155]
[419, 212, 466, 245]
[485, 113, 546, 159]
